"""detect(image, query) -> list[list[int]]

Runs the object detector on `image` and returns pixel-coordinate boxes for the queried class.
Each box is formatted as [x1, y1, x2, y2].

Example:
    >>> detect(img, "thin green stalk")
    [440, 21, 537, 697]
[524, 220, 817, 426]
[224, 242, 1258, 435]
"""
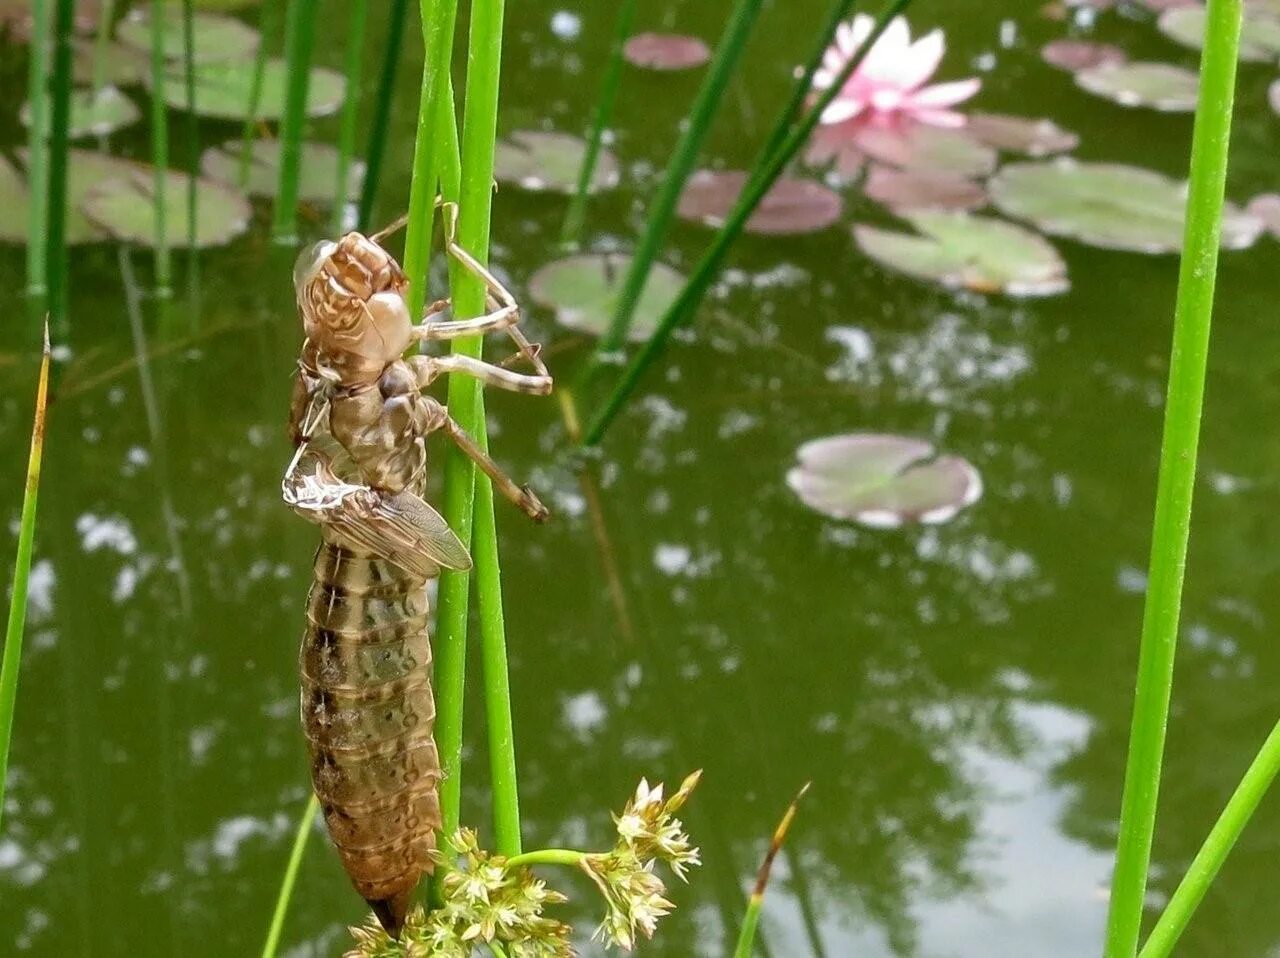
[592, 0, 768, 358]
[432, 0, 511, 873]
[46, 0, 75, 328]
[1138, 719, 1280, 957]
[557, 0, 638, 248]
[273, 0, 318, 244]
[1104, 2, 1243, 953]
[149, 0, 172, 294]
[356, 0, 410, 230]
[0, 327, 52, 830]
[732, 784, 809, 958]
[260, 794, 320, 958]
[88, 0, 116, 95]
[332, 0, 369, 234]
[239, 0, 281, 189]
[25, 0, 51, 296]
[400, 0, 461, 320]
[182, 0, 199, 289]
[583, 0, 912, 446]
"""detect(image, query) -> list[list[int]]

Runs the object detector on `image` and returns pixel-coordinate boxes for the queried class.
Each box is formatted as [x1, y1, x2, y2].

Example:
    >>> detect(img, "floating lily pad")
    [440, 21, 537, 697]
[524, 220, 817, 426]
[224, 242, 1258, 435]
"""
[803, 122, 868, 179]
[72, 39, 150, 86]
[0, 0, 101, 39]
[1041, 39, 1127, 72]
[528, 254, 685, 341]
[201, 139, 363, 202]
[1159, 4, 1280, 63]
[787, 434, 983, 528]
[990, 159, 1262, 253]
[852, 121, 997, 177]
[117, 6, 260, 64]
[81, 170, 252, 247]
[678, 170, 843, 235]
[623, 32, 712, 70]
[1246, 193, 1280, 238]
[965, 113, 1079, 157]
[152, 58, 345, 120]
[853, 211, 1068, 297]
[0, 157, 30, 243]
[862, 165, 987, 212]
[1075, 61, 1199, 111]
[22, 86, 141, 139]
[493, 130, 619, 194]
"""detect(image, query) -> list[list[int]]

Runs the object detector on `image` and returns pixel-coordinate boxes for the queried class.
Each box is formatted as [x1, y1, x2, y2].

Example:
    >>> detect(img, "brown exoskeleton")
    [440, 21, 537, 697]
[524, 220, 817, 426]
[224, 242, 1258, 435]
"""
[282, 209, 551, 936]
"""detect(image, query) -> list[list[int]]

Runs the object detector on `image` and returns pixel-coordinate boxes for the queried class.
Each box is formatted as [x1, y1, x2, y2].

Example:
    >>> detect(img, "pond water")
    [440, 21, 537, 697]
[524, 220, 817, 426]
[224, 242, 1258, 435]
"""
[4, 0, 1280, 955]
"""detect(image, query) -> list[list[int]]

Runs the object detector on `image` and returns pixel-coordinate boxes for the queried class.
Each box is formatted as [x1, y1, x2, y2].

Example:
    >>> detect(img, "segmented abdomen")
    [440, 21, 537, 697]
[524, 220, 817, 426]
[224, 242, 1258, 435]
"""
[300, 533, 441, 916]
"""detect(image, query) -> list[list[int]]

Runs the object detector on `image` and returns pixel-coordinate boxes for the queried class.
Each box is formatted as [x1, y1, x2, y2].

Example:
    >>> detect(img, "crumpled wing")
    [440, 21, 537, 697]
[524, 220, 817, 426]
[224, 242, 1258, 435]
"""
[283, 448, 472, 576]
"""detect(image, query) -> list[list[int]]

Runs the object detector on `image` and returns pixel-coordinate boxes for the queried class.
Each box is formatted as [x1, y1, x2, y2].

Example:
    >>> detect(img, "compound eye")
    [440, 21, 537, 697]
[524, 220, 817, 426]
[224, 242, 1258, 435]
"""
[293, 240, 338, 294]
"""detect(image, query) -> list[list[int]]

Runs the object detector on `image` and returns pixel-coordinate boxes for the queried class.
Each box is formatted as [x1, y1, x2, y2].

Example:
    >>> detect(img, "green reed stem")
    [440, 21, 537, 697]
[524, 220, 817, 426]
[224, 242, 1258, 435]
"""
[583, 0, 911, 446]
[239, 0, 280, 189]
[732, 784, 809, 958]
[148, 0, 172, 294]
[0, 329, 51, 831]
[273, 0, 317, 245]
[332, 0, 368, 234]
[356, 0, 410, 231]
[45, 0, 74, 328]
[590, 0, 767, 359]
[89, 0, 116, 94]
[433, 0, 513, 870]
[557, 0, 638, 249]
[25, 0, 51, 297]
[182, 0, 199, 286]
[1103, 2, 1243, 955]
[259, 793, 319, 958]
[1137, 719, 1280, 957]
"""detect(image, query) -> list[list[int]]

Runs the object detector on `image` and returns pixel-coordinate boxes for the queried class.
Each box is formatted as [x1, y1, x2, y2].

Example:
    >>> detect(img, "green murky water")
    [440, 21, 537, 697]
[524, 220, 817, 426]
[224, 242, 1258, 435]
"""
[4, 1, 1280, 954]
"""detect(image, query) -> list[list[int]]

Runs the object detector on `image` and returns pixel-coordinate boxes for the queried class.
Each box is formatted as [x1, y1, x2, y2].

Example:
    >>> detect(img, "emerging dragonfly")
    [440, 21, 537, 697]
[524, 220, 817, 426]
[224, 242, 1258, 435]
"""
[282, 209, 551, 936]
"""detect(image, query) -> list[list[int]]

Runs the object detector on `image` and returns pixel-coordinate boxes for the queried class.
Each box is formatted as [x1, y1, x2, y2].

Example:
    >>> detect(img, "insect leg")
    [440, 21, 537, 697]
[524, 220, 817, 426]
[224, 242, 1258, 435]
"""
[406, 353, 553, 396]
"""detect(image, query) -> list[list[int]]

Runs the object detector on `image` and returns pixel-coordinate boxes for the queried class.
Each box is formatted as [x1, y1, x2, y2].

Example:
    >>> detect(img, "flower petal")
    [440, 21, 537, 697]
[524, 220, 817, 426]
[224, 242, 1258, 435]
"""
[907, 107, 969, 128]
[896, 28, 945, 92]
[906, 77, 981, 108]
[820, 98, 865, 125]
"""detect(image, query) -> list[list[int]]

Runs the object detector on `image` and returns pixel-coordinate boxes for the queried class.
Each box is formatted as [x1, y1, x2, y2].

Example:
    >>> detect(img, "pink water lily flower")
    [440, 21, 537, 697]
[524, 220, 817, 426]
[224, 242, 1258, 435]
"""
[813, 14, 981, 129]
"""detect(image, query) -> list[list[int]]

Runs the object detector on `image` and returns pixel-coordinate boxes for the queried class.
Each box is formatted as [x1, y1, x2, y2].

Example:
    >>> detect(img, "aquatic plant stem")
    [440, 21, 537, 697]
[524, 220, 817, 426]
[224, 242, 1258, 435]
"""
[25, 0, 51, 296]
[0, 327, 51, 832]
[260, 794, 320, 958]
[148, 0, 172, 294]
[583, 0, 912, 446]
[505, 849, 586, 868]
[273, 0, 318, 245]
[45, 0, 75, 327]
[356, 0, 410, 230]
[239, 0, 280, 189]
[1103, 1, 1243, 955]
[1137, 719, 1280, 957]
[88, 0, 116, 94]
[558, 0, 638, 248]
[332, 0, 368, 234]
[590, 0, 768, 359]
[733, 784, 810, 958]
[182, 0, 199, 288]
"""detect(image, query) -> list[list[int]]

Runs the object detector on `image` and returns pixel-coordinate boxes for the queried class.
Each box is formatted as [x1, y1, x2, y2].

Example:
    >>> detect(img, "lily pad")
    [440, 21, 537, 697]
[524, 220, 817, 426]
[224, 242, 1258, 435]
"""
[964, 113, 1079, 157]
[623, 32, 712, 70]
[73, 40, 150, 87]
[117, 6, 260, 64]
[678, 170, 843, 235]
[862, 165, 987, 212]
[81, 170, 252, 247]
[1040, 39, 1127, 72]
[849, 121, 997, 177]
[853, 211, 1068, 297]
[1075, 61, 1199, 112]
[527, 254, 685, 341]
[0, 0, 101, 39]
[12, 149, 131, 243]
[1159, 4, 1280, 63]
[493, 130, 619, 194]
[152, 58, 345, 120]
[989, 159, 1262, 253]
[803, 122, 869, 179]
[22, 86, 141, 139]
[787, 434, 983, 528]
[201, 139, 363, 202]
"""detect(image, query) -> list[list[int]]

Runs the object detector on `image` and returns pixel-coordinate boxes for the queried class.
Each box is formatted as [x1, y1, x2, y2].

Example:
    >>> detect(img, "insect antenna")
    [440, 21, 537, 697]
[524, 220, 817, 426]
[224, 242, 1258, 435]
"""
[369, 212, 410, 245]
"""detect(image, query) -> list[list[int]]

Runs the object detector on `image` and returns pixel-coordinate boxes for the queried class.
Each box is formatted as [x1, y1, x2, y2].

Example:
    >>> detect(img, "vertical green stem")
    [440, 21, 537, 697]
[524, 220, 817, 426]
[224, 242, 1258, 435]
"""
[239, 0, 280, 189]
[356, 0, 410, 231]
[332, 0, 369, 234]
[25, 0, 51, 296]
[89, 0, 116, 95]
[0, 329, 51, 831]
[259, 794, 319, 958]
[1138, 720, 1280, 957]
[592, 0, 767, 357]
[148, 0, 172, 294]
[182, 0, 199, 286]
[46, 0, 74, 329]
[273, 0, 317, 245]
[1103, 1, 1243, 954]
[557, 0, 638, 249]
